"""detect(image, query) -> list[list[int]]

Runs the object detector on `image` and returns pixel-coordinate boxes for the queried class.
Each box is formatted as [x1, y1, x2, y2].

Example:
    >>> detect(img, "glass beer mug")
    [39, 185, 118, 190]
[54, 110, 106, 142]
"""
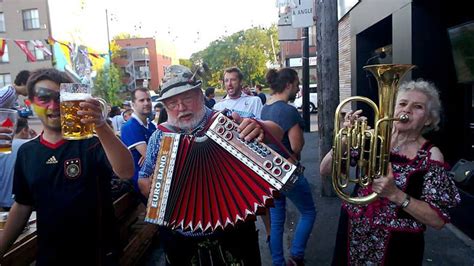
[59, 83, 107, 140]
[0, 108, 18, 154]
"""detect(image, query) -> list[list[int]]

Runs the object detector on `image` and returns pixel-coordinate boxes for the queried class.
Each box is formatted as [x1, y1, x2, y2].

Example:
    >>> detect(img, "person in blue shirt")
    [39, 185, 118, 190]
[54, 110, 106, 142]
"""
[120, 87, 156, 197]
[262, 67, 316, 266]
[204, 87, 216, 109]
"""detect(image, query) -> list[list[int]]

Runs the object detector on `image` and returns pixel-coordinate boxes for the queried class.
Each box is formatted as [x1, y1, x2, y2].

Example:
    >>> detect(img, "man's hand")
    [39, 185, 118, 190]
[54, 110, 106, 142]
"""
[78, 98, 107, 128]
[231, 112, 264, 142]
[0, 127, 13, 140]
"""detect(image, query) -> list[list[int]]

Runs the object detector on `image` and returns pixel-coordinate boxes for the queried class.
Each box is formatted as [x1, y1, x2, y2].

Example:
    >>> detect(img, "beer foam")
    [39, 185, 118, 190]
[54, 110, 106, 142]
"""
[60, 92, 92, 101]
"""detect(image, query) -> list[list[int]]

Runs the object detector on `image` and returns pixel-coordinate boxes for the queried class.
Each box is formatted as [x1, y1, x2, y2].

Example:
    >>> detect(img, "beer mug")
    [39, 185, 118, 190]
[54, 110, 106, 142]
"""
[0, 108, 18, 154]
[59, 83, 107, 140]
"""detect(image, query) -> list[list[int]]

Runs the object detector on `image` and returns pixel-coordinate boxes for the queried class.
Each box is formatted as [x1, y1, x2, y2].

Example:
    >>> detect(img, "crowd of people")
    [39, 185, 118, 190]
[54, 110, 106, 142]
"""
[0, 64, 461, 266]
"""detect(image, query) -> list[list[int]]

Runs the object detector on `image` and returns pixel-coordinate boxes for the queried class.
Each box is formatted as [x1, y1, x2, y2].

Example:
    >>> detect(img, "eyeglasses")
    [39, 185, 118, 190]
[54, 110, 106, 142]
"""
[164, 94, 196, 110]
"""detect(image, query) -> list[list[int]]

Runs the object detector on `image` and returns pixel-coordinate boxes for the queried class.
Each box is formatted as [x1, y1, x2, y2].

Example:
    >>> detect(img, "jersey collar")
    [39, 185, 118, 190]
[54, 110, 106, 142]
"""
[40, 132, 67, 149]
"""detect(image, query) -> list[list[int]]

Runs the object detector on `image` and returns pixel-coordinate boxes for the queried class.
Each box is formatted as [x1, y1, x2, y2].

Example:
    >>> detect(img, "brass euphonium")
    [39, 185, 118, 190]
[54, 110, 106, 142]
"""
[331, 64, 415, 205]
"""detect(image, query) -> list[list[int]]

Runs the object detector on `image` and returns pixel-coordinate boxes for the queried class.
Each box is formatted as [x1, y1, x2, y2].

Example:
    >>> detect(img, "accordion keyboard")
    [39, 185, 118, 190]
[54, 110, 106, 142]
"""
[207, 113, 299, 192]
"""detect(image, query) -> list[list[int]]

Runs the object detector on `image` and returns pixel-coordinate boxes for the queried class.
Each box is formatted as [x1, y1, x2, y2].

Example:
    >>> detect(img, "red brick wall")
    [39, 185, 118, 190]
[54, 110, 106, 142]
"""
[114, 38, 172, 91]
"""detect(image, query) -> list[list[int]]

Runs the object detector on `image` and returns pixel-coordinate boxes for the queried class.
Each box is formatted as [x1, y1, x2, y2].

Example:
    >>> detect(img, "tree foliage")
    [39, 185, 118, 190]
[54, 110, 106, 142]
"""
[93, 64, 123, 106]
[190, 24, 279, 88]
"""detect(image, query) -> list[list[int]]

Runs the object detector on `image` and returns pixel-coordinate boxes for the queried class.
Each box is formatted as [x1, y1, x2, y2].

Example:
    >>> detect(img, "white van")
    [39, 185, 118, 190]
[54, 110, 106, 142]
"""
[292, 84, 317, 113]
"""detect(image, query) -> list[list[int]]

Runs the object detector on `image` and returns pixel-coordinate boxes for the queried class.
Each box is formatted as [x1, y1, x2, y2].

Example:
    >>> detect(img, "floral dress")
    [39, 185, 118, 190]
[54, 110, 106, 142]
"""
[332, 142, 461, 266]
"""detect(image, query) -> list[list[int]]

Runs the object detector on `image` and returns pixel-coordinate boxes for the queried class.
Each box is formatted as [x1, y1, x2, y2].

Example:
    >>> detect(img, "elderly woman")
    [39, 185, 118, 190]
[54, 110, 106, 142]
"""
[320, 79, 460, 265]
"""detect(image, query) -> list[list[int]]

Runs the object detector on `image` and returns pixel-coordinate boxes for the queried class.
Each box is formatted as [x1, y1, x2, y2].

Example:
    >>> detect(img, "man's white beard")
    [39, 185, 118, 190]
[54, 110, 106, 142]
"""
[168, 105, 206, 131]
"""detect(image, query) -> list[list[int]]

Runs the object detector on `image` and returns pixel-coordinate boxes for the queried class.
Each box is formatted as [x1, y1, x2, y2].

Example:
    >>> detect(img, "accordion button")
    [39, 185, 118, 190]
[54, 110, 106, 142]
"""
[272, 167, 282, 176]
[225, 121, 234, 130]
[274, 157, 283, 165]
[264, 160, 273, 169]
[224, 132, 233, 140]
[218, 116, 226, 124]
[217, 126, 225, 135]
[282, 163, 291, 171]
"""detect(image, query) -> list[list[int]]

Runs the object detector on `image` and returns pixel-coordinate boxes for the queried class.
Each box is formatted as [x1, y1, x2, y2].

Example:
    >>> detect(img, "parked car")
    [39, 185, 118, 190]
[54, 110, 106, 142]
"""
[292, 84, 317, 113]
[14, 103, 33, 118]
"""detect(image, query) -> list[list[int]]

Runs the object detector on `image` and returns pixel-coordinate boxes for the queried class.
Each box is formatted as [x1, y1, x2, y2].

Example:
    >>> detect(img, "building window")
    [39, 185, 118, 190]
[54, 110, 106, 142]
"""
[0, 13, 5, 32]
[0, 73, 11, 87]
[27, 42, 50, 61]
[22, 9, 40, 30]
[0, 45, 9, 63]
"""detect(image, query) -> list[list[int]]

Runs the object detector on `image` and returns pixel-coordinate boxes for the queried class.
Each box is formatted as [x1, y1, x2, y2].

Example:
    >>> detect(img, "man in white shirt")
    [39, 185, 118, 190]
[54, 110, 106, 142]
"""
[214, 67, 263, 119]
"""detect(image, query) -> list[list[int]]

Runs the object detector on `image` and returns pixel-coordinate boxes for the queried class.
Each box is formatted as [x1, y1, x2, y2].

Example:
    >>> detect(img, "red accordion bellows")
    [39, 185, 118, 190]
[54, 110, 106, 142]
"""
[145, 114, 299, 232]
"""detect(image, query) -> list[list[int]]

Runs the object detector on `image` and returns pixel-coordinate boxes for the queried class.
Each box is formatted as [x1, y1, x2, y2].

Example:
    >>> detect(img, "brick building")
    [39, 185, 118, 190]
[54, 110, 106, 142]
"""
[0, 0, 52, 88]
[113, 37, 174, 92]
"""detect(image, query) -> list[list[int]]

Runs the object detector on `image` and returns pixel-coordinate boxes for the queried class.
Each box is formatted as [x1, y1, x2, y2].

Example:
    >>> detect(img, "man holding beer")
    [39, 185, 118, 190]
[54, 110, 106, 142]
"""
[0, 68, 134, 265]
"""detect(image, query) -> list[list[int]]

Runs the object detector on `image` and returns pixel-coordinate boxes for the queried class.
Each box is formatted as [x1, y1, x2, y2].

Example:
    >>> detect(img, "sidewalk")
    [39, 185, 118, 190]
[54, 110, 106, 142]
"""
[258, 131, 474, 265]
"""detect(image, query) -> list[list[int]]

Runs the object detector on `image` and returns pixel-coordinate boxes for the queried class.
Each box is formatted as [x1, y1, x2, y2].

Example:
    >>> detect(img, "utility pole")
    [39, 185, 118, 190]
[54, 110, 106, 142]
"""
[302, 27, 310, 132]
[105, 9, 112, 63]
[316, 0, 339, 196]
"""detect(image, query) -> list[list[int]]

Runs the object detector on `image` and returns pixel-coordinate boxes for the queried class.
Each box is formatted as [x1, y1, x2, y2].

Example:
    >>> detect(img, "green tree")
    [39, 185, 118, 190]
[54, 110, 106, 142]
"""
[190, 24, 279, 89]
[113, 32, 141, 40]
[93, 64, 123, 106]
[179, 59, 193, 69]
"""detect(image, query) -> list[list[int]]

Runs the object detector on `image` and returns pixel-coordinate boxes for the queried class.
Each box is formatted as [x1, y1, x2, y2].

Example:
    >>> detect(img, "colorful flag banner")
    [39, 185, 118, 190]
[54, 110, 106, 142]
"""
[79, 48, 93, 66]
[13, 40, 36, 62]
[31, 40, 52, 56]
[47, 36, 73, 51]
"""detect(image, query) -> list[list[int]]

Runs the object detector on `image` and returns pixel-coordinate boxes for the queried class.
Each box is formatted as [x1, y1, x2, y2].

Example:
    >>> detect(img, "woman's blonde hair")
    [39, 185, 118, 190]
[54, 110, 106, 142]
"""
[397, 79, 442, 134]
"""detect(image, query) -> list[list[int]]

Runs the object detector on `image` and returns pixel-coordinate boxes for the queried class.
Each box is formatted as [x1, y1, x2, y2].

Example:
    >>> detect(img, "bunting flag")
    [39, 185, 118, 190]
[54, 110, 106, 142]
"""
[47, 36, 72, 51]
[0, 38, 6, 57]
[30, 40, 52, 56]
[0, 36, 107, 72]
[79, 48, 93, 66]
[89, 52, 100, 58]
[13, 40, 36, 62]
[46, 36, 55, 46]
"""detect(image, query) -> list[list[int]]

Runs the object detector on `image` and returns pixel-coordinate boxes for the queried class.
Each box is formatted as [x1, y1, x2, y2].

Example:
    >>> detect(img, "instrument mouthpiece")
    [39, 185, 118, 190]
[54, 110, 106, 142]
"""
[399, 114, 409, 123]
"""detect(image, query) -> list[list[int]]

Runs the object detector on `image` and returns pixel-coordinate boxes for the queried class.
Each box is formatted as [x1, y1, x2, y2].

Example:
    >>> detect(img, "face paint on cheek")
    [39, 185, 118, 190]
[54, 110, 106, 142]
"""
[33, 104, 47, 119]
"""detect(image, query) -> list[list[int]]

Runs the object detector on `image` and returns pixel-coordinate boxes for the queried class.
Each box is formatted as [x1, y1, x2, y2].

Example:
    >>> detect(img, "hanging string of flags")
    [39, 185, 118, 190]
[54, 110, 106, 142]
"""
[0, 36, 110, 86]
[0, 36, 109, 63]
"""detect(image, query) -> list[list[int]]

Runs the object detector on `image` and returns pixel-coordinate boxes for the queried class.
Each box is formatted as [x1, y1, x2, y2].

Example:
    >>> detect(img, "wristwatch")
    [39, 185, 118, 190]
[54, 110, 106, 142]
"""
[401, 194, 411, 208]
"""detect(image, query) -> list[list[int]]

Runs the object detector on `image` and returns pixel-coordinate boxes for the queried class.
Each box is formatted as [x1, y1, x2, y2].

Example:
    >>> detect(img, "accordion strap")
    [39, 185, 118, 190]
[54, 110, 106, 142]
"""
[253, 118, 300, 164]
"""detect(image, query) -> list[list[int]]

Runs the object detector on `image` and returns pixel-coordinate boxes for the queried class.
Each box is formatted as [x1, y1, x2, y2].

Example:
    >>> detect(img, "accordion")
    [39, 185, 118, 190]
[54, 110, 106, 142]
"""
[145, 113, 300, 232]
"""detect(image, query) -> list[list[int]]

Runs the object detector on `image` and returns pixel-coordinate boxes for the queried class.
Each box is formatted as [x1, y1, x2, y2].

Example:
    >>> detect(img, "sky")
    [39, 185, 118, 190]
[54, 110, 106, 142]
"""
[48, 0, 280, 59]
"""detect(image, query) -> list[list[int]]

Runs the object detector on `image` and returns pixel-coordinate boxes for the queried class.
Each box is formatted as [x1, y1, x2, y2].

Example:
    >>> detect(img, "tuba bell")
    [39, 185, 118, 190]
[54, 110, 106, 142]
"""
[331, 64, 415, 205]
